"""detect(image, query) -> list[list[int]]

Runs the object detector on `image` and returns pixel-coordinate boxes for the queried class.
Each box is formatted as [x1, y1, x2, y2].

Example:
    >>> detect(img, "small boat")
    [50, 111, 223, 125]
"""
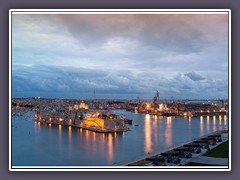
[33, 115, 37, 120]
[120, 114, 133, 125]
[162, 112, 176, 116]
[124, 118, 133, 125]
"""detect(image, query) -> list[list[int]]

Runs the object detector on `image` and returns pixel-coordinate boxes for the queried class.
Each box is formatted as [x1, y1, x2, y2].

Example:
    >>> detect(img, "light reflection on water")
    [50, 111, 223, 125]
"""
[108, 133, 113, 161]
[165, 117, 172, 147]
[213, 116, 217, 132]
[58, 124, 62, 151]
[200, 116, 204, 136]
[153, 115, 158, 144]
[68, 126, 72, 140]
[12, 111, 228, 166]
[224, 115, 227, 125]
[144, 114, 152, 153]
[68, 126, 72, 153]
[188, 116, 191, 129]
[207, 116, 210, 133]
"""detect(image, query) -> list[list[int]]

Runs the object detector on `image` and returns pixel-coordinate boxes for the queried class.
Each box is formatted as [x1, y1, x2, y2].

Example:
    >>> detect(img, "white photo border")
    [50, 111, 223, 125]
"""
[9, 9, 231, 171]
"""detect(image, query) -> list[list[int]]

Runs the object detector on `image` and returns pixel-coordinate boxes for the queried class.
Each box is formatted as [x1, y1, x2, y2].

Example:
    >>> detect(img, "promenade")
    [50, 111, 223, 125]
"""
[115, 130, 229, 166]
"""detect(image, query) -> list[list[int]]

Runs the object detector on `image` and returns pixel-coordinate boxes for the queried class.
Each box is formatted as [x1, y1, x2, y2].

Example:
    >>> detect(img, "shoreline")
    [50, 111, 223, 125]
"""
[33, 119, 128, 133]
[114, 129, 228, 166]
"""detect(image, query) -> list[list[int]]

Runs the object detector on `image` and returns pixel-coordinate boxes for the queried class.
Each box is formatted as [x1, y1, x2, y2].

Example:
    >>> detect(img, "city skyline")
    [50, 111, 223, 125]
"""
[11, 12, 229, 99]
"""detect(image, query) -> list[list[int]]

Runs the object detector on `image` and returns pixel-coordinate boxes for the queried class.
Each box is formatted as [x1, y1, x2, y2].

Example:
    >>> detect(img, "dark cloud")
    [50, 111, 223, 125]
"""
[12, 65, 145, 96]
[12, 65, 228, 99]
[184, 71, 205, 81]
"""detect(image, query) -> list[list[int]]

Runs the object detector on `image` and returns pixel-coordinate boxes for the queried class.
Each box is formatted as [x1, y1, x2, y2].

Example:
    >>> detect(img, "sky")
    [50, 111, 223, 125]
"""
[11, 12, 229, 99]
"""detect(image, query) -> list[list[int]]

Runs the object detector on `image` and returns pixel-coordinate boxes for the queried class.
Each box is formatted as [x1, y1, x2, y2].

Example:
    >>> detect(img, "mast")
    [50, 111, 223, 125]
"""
[156, 90, 159, 104]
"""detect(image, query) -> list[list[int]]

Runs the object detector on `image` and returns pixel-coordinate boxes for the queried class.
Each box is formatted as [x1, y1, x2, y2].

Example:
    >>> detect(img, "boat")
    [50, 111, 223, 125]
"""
[123, 118, 133, 125]
[119, 114, 133, 125]
[162, 112, 177, 116]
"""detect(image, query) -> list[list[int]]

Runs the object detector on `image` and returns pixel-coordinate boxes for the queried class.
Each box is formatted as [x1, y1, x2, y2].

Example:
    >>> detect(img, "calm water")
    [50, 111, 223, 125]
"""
[12, 110, 228, 166]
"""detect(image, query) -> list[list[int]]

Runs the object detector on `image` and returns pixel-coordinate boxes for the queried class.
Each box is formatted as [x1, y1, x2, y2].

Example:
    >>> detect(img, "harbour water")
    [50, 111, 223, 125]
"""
[11, 110, 228, 166]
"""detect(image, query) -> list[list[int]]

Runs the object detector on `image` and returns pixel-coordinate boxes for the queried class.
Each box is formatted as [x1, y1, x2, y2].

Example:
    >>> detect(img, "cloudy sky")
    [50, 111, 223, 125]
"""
[11, 12, 229, 99]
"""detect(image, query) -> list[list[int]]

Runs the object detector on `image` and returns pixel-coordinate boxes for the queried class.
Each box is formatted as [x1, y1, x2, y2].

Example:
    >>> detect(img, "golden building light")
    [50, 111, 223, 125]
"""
[73, 104, 79, 110]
